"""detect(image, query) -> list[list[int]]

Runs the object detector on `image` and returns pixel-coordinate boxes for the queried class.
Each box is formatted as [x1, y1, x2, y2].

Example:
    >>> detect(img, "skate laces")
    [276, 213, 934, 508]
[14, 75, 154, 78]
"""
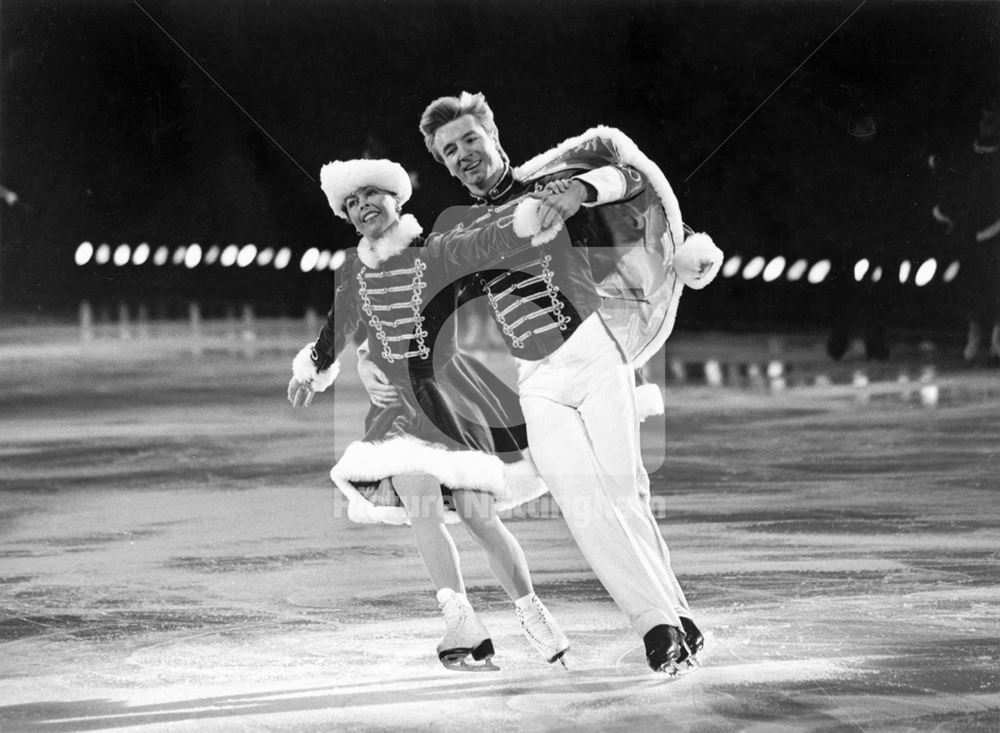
[438, 589, 476, 631]
[517, 596, 559, 648]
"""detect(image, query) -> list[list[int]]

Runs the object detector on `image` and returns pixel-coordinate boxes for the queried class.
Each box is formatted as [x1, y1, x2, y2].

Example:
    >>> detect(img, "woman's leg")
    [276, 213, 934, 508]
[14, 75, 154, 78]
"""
[452, 488, 569, 663]
[393, 473, 464, 593]
[451, 489, 532, 600]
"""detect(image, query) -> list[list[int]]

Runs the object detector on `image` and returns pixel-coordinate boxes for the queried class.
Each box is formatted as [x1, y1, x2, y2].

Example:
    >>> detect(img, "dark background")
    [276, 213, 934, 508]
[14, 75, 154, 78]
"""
[1, 0, 997, 331]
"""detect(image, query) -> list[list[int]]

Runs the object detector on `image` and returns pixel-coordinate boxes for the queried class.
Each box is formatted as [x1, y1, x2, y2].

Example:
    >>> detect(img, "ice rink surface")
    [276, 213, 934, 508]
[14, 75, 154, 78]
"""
[1, 329, 998, 732]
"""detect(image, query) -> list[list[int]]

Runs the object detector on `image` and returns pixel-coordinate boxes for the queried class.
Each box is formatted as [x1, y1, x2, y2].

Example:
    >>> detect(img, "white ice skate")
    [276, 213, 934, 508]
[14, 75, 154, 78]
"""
[436, 588, 497, 671]
[516, 593, 570, 666]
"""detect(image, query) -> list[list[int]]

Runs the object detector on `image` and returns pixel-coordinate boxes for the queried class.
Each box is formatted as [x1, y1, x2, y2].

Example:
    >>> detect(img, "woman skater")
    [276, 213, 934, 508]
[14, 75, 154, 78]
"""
[287, 158, 568, 670]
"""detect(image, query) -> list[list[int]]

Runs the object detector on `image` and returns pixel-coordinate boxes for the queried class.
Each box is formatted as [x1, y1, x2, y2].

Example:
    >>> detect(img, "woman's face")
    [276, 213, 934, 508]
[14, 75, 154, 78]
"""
[344, 186, 401, 239]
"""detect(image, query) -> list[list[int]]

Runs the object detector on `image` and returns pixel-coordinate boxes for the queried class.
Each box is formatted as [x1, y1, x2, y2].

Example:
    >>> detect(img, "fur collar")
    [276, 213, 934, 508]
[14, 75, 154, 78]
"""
[513, 125, 684, 247]
[357, 214, 423, 268]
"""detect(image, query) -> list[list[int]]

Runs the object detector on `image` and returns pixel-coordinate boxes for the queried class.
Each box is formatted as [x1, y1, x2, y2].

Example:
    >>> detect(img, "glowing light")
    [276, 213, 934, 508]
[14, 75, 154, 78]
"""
[132, 242, 150, 265]
[786, 259, 808, 281]
[871, 266, 883, 283]
[274, 247, 292, 270]
[762, 256, 786, 282]
[330, 250, 347, 270]
[742, 256, 766, 280]
[721, 255, 742, 278]
[113, 243, 131, 266]
[704, 360, 723, 387]
[95, 243, 111, 265]
[203, 245, 220, 265]
[853, 258, 870, 282]
[220, 244, 239, 267]
[300, 248, 319, 272]
[807, 259, 831, 284]
[914, 258, 937, 287]
[315, 250, 332, 271]
[237, 244, 258, 268]
[74, 241, 94, 266]
[184, 243, 203, 269]
[256, 247, 274, 266]
[898, 260, 911, 284]
[942, 260, 960, 283]
[153, 246, 169, 266]
[172, 246, 187, 266]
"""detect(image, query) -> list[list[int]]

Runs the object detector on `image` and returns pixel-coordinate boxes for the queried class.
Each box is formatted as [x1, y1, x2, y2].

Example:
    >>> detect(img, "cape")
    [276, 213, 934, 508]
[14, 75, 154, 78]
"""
[514, 126, 706, 367]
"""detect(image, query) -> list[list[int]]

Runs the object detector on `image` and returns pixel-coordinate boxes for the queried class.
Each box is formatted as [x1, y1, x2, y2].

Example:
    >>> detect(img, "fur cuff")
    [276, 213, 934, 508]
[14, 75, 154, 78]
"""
[292, 343, 339, 392]
[673, 233, 723, 289]
[512, 198, 562, 246]
[635, 382, 665, 422]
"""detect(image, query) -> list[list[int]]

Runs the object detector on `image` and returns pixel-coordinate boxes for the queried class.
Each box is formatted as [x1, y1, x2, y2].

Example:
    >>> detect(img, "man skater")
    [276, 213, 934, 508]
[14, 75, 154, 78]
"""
[408, 91, 721, 673]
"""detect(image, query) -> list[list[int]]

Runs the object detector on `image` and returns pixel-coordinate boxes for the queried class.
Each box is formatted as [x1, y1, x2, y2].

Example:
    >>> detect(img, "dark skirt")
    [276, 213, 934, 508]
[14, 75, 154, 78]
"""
[330, 353, 545, 525]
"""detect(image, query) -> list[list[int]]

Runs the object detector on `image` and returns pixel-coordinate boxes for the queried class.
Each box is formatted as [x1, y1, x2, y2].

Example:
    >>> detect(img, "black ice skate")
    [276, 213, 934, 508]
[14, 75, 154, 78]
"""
[643, 624, 685, 675]
[436, 588, 498, 671]
[678, 616, 704, 667]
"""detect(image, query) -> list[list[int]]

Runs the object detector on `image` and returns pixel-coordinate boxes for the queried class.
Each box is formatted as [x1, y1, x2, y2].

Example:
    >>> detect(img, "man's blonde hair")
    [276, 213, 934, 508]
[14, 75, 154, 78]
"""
[419, 91, 508, 164]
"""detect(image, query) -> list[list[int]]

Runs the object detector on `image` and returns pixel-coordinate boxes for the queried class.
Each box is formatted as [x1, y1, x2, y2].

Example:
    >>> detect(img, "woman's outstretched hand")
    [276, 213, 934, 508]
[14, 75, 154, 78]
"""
[287, 377, 316, 408]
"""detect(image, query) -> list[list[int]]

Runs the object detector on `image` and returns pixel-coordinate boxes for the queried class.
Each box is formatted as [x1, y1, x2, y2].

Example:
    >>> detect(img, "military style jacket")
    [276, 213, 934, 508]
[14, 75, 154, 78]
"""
[432, 126, 704, 366]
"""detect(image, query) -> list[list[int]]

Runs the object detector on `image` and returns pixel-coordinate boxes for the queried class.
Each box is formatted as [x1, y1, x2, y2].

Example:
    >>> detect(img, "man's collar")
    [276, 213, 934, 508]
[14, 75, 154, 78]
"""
[470, 165, 515, 204]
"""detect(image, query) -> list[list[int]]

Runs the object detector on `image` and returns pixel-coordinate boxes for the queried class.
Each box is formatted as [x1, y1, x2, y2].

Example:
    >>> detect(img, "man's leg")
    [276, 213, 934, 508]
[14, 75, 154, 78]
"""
[580, 364, 691, 620]
[521, 394, 682, 637]
[620, 373, 693, 619]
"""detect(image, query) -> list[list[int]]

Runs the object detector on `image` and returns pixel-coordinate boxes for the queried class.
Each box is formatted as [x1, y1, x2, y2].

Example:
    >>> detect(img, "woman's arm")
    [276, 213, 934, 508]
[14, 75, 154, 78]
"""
[421, 204, 540, 278]
[288, 257, 362, 407]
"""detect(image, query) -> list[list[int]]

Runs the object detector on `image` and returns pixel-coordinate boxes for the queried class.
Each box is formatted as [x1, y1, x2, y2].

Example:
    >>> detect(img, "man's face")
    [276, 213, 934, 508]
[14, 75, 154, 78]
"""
[432, 115, 504, 195]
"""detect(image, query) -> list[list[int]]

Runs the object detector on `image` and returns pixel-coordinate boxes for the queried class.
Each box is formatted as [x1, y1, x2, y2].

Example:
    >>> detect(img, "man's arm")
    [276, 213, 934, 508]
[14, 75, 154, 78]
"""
[536, 165, 646, 229]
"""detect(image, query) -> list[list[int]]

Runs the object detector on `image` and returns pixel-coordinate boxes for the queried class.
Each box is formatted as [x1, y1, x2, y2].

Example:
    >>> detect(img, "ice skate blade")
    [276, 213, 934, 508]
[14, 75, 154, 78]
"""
[654, 658, 699, 677]
[439, 638, 498, 671]
[548, 647, 570, 666]
[440, 655, 500, 672]
[654, 660, 681, 676]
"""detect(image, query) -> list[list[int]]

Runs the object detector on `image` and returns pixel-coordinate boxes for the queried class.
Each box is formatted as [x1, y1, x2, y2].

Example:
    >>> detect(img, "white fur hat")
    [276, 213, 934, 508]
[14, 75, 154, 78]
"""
[319, 159, 412, 220]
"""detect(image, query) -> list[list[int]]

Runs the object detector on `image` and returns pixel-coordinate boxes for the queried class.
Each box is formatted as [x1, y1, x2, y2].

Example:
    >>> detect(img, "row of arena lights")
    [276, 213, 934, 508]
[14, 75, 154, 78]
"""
[720, 255, 959, 287]
[74, 241, 348, 273]
[74, 243, 959, 287]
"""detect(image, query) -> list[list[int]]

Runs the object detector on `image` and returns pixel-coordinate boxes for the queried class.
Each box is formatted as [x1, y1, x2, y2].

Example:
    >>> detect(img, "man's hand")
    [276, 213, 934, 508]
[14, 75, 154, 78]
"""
[536, 179, 589, 230]
[287, 377, 315, 408]
[357, 355, 400, 408]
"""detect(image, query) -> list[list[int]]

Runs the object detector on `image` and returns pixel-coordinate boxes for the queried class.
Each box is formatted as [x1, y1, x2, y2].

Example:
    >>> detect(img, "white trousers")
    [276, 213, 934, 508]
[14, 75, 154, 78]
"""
[517, 314, 691, 637]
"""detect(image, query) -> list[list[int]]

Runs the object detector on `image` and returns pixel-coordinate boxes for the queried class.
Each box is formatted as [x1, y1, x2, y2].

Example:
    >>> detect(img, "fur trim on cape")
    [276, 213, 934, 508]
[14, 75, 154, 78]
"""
[292, 343, 338, 392]
[320, 159, 412, 220]
[672, 232, 723, 289]
[635, 382, 665, 422]
[357, 214, 423, 268]
[513, 125, 684, 248]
